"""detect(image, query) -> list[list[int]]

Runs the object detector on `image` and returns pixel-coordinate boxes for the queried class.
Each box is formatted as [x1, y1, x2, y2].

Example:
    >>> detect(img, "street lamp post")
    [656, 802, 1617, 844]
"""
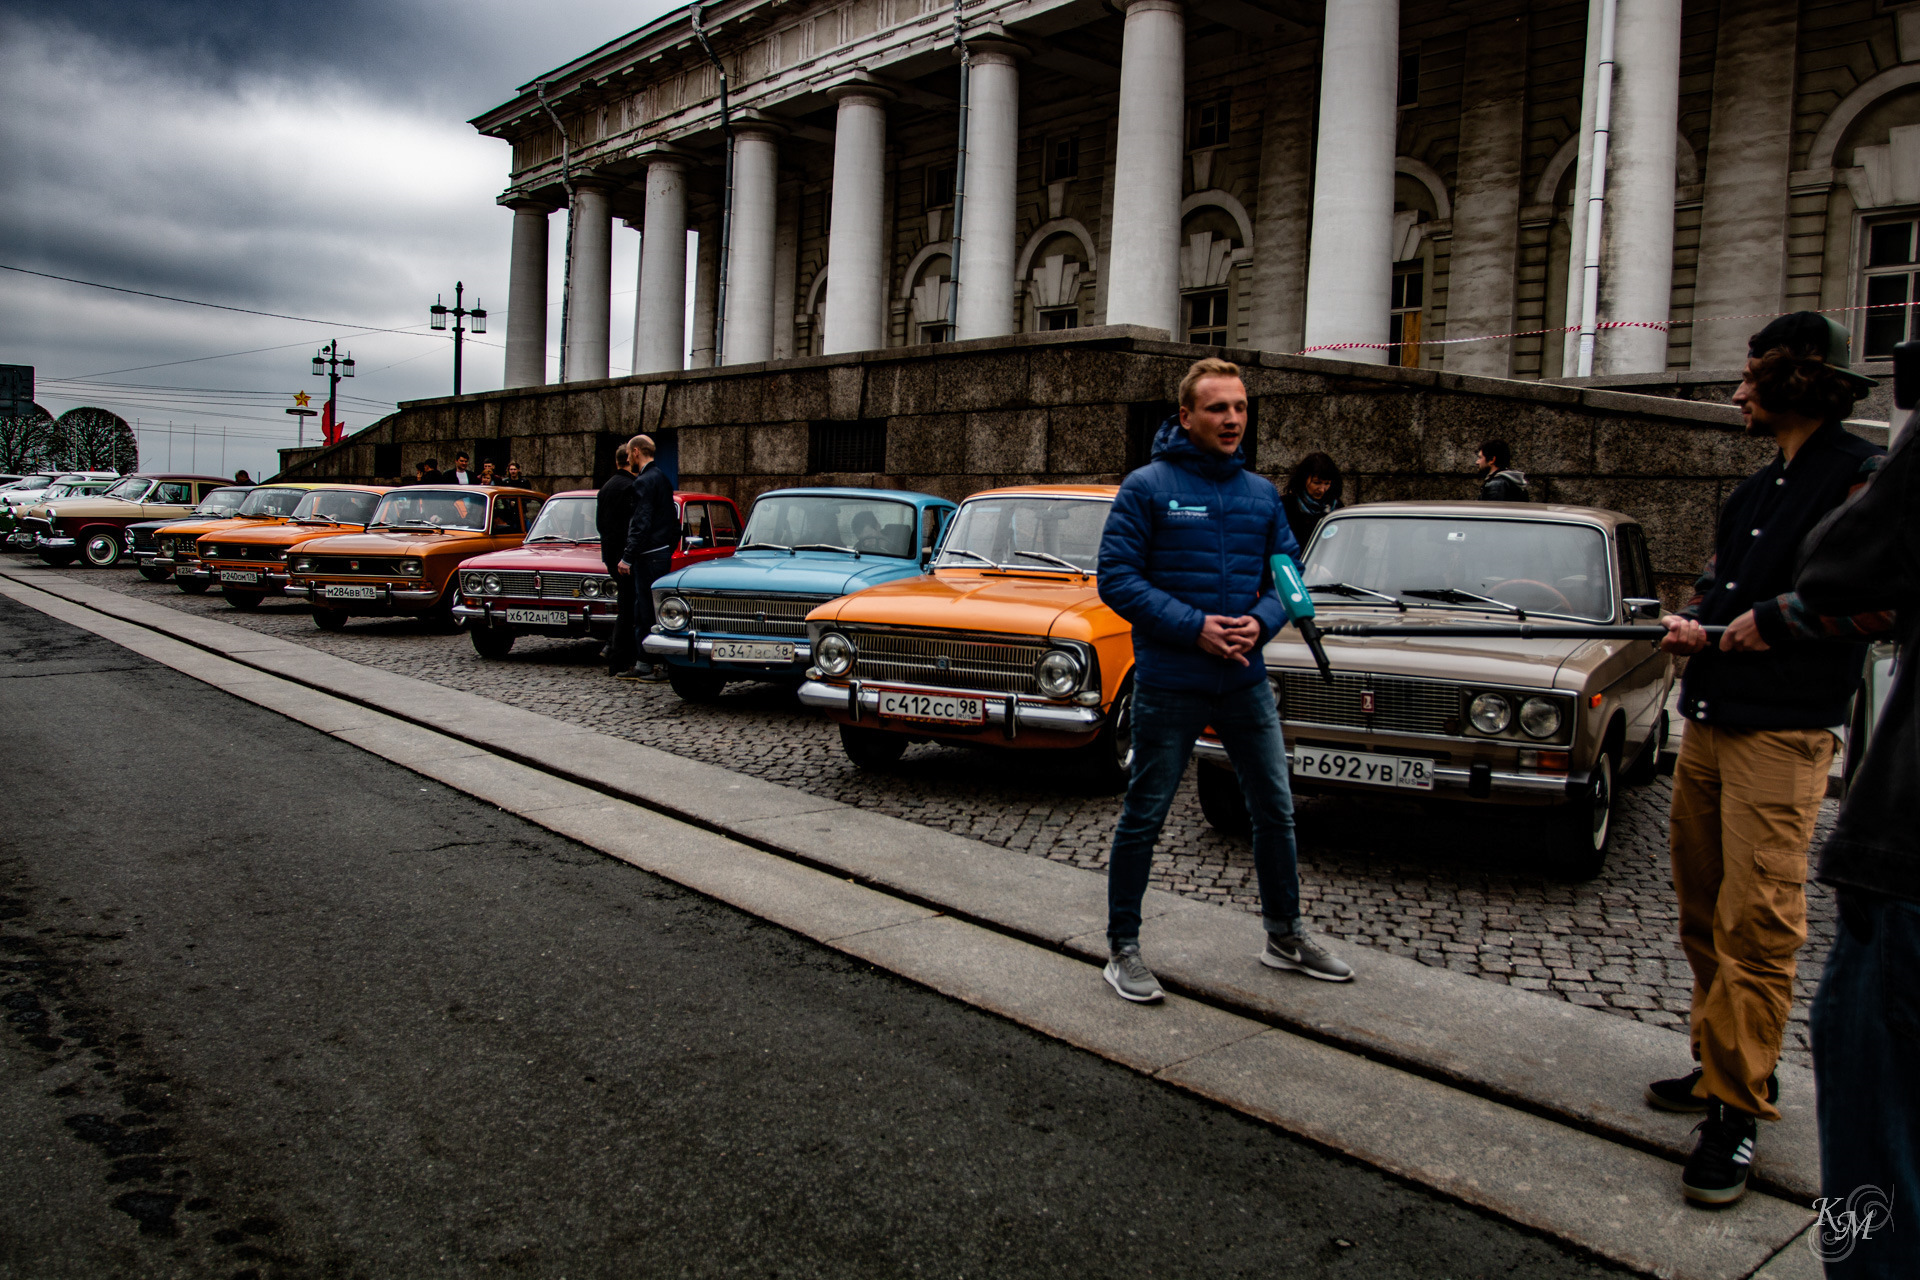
[285, 407, 318, 447]
[310, 341, 355, 445]
[429, 282, 487, 398]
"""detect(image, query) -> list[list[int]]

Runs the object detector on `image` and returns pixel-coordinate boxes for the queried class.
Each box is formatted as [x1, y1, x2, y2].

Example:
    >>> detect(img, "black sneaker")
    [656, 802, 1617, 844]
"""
[1646, 1068, 1779, 1114]
[1682, 1100, 1757, 1206]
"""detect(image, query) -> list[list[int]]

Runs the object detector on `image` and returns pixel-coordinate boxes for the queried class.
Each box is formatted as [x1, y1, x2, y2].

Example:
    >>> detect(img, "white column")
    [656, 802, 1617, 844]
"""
[1560, 0, 1605, 376]
[625, 219, 644, 375]
[723, 127, 782, 364]
[772, 179, 801, 359]
[690, 216, 720, 368]
[1302, 0, 1399, 362]
[635, 155, 689, 375]
[1105, 0, 1185, 334]
[564, 181, 614, 381]
[503, 199, 551, 388]
[956, 45, 1022, 340]
[1446, 14, 1528, 378]
[824, 86, 892, 354]
[1595, 0, 1682, 375]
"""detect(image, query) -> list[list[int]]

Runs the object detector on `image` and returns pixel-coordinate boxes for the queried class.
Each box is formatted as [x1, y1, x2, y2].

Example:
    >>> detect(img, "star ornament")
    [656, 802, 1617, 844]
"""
[293, 390, 312, 407]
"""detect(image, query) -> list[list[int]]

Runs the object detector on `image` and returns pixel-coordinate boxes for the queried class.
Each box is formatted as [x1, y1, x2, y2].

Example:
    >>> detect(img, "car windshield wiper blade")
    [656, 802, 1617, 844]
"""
[795, 542, 859, 557]
[1399, 586, 1524, 616]
[1309, 581, 1403, 607]
[939, 547, 997, 566]
[739, 540, 793, 553]
[523, 534, 573, 543]
[1012, 550, 1084, 572]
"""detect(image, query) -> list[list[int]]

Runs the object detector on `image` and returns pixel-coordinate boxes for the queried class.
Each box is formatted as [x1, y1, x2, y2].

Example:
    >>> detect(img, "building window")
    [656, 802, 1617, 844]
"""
[1046, 135, 1079, 182]
[1191, 99, 1229, 150]
[1039, 307, 1078, 331]
[1390, 260, 1424, 367]
[1185, 290, 1229, 345]
[1862, 217, 1920, 359]
[926, 165, 955, 209]
[808, 420, 888, 473]
[1399, 52, 1420, 106]
[919, 323, 952, 344]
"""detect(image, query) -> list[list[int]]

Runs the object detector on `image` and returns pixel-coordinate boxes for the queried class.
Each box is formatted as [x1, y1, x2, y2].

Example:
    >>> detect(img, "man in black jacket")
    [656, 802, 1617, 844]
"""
[1651, 313, 1889, 1208]
[596, 443, 638, 676]
[1475, 439, 1529, 502]
[1796, 420, 1916, 1277]
[616, 434, 677, 682]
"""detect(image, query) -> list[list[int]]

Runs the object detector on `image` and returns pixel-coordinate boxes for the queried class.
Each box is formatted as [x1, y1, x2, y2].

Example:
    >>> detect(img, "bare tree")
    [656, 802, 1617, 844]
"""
[0, 403, 57, 473]
[51, 407, 138, 474]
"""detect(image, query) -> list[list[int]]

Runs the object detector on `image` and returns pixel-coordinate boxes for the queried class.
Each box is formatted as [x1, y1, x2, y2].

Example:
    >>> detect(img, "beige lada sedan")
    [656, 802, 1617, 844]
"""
[1196, 501, 1673, 879]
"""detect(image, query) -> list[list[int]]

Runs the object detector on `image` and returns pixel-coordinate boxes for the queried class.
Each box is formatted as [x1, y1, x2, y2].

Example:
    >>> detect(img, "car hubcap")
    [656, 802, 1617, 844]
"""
[1113, 692, 1134, 773]
[1590, 757, 1612, 850]
[87, 536, 115, 563]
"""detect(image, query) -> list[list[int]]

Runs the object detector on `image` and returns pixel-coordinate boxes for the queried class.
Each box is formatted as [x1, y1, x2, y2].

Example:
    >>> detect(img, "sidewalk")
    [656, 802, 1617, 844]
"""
[0, 564, 1825, 1280]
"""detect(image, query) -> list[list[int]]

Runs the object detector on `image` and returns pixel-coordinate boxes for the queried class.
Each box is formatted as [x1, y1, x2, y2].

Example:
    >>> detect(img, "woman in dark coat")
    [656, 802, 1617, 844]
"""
[1281, 452, 1343, 553]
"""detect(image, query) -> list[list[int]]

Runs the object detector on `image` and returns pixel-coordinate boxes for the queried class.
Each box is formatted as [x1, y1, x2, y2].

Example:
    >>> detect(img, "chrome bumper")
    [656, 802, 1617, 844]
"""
[35, 535, 75, 549]
[284, 583, 440, 604]
[453, 602, 615, 630]
[797, 679, 1104, 735]
[1193, 738, 1576, 798]
[643, 632, 812, 666]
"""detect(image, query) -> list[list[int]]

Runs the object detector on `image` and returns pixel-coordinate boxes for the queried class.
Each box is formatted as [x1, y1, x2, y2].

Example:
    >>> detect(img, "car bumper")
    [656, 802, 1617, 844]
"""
[34, 534, 75, 549]
[797, 678, 1104, 737]
[643, 631, 812, 671]
[454, 601, 617, 637]
[1192, 737, 1581, 800]
[207, 567, 288, 589]
[285, 582, 442, 608]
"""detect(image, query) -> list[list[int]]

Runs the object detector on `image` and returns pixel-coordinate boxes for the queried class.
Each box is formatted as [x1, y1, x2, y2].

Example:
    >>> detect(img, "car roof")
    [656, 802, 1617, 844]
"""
[128, 473, 237, 483]
[1323, 500, 1632, 529]
[395, 485, 543, 497]
[963, 484, 1120, 500]
[748, 486, 954, 505]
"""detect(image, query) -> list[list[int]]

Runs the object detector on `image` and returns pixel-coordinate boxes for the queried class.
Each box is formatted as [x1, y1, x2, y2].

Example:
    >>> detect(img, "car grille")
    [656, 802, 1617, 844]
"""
[847, 630, 1046, 696]
[130, 527, 158, 552]
[306, 555, 408, 577]
[685, 594, 829, 639]
[205, 542, 280, 562]
[1279, 671, 1462, 736]
[463, 570, 613, 598]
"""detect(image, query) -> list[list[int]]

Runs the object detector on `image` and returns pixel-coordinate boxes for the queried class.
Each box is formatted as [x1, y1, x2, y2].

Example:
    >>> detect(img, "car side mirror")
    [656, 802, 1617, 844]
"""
[1624, 597, 1662, 621]
[684, 536, 705, 550]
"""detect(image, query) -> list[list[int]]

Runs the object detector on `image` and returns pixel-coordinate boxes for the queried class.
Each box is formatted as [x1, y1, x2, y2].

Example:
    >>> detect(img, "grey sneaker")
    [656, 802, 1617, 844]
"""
[1261, 927, 1353, 982]
[1104, 944, 1164, 1003]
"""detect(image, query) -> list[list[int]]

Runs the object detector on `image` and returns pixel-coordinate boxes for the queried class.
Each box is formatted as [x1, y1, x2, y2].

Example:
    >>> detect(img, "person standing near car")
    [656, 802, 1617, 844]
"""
[597, 444, 639, 677]
[616, 434, 676, 683]
[1475, 439, 1529, 502]
[1650, 312, 1890, 1208]
[1095, 357, 1352, 1004]
[1280, 451, 1343, 551]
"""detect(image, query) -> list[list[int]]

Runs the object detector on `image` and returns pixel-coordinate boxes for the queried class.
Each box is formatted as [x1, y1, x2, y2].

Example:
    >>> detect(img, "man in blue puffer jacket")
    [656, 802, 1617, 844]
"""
[1095, 357, 1353, 1002]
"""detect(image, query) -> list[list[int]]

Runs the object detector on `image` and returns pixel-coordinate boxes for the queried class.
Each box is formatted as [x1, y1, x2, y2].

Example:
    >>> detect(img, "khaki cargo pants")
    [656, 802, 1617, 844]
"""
[1669, 721, 1833, 1121]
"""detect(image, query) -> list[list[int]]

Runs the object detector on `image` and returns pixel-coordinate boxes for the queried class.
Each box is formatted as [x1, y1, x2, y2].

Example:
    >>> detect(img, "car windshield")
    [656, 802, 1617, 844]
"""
[292, 490, 380, 525]
[1303, 515, 1613, 621]
[370, 489, 489, 531]
[44, 482, 88, 499]
[196, 488, 251, 515]
[237, 487, 308, 518]
[101, 477, 154, 501]
[525, 495, 597, 542]
[935, 495, 1110, 573]
[5, 477, 50, 493]
[740, 495, 917, 558]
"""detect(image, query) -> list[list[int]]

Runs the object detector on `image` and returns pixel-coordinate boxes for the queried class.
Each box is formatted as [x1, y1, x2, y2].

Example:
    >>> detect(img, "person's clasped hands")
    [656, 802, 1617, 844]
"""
[1198, 614, 1261, 666]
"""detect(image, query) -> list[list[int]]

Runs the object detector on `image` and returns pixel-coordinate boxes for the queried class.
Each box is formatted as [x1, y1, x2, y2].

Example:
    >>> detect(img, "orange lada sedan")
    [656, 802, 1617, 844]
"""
[798, 485, 1135, 789]
[284, 486, 542, 630]
[156, 482, 333, 594]
[196, 485, 389, 610]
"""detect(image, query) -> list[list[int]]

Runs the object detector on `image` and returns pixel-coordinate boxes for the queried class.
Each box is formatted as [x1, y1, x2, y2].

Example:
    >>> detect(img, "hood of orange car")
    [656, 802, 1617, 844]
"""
[163, 515, 285, 540]
[296, 529, 482, 556]
[821, 569, 1114, 641]
[215, 520, 366, 547]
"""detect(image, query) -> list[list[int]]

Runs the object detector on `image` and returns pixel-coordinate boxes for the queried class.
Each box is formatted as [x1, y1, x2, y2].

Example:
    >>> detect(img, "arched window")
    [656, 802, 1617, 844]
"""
[909, 254, 953, 344]
[1026, 233, 1086, 331]
[1178, 205, 1244, 346]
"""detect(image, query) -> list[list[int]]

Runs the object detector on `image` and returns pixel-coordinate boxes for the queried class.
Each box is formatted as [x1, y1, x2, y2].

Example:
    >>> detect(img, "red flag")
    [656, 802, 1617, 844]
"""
[321, 399, 344, 446]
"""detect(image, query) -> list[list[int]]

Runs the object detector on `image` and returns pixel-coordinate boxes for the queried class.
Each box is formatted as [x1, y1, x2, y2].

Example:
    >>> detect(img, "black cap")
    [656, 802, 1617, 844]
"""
[1747, 311, 1877, 393]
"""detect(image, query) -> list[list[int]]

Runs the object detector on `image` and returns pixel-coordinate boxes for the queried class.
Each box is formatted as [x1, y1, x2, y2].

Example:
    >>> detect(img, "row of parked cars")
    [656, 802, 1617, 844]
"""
[5, 468, 1675, 879]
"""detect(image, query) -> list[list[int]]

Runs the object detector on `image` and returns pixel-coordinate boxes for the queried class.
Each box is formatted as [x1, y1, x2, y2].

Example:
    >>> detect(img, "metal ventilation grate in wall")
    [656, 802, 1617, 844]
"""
[809, 420, 888, 473]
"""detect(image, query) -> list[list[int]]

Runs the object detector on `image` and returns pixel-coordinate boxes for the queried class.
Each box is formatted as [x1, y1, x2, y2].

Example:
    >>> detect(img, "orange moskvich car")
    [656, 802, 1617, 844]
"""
[196, 485, 389, 610]
[284, 486, 542, 630]
[155, 482, 336, 594]
[798, 484, 1135, 788]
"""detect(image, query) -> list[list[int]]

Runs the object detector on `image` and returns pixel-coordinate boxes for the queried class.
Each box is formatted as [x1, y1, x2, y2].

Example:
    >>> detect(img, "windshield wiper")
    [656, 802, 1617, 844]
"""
[523, 534, 576, 543]
[740, 540, 794, 554]
[1309, 581, 1404, 608]
[938, 547, 997, 567]
[1012, 550, 1084, 572]
[795, 542, 859, 557]
[1400, 586, 1524, 617]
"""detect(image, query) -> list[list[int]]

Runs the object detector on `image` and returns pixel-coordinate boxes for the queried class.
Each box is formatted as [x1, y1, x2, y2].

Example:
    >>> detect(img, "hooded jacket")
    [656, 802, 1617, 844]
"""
[1479, 469, 1529, 502]
[1097, 419, 1297, 694]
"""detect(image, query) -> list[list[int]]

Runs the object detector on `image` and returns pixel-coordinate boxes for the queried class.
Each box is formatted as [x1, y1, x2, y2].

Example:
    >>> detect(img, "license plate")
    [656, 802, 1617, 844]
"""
[1291, 746, 1434, 791]
[324, 584, 379, 600]
[879, 690, 985, 724]
[711, 640, 794, 663]
[507, 608, 570, 626]
[219, 570, 259, 584]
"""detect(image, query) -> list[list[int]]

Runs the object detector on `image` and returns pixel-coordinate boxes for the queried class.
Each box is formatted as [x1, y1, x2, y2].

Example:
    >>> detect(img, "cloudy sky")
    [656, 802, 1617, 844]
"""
[0, 0, 683, 481]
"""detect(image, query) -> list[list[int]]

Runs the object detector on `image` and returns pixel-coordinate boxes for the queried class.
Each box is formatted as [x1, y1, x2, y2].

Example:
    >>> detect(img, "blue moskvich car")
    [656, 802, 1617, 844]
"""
[644, 486, 957, 701]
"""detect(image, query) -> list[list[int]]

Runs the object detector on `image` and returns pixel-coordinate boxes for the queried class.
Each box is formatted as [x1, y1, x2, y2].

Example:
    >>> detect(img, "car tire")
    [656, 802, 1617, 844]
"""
[312, 607, 349, 632]
[222, 589, 262, 611]
[1073, 678, 1135, 793]
[1548, 748, 1615, 880]
[470, 627, 516, 659]
[37, 549, 76, 568]
[82, 530, 122, 567]
[137, 565, 172, 582]
[1622, 710, 1667, 787]
[667, 664, 728, 703]
[177, 577, 210, 595]
[1196, 761, 1252, 835]
[840, 725, 908, 771]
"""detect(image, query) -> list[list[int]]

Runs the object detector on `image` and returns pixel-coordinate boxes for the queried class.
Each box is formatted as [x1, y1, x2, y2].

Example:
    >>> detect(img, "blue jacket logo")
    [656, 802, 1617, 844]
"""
[1167, 499, 1210, 518]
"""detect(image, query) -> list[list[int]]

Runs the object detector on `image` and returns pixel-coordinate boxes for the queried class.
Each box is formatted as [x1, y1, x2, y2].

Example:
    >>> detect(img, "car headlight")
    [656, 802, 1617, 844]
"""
[1035, 649, 1083, 697]
[1468, 692, 1513, 735]
[1519, 696, 1563, 740]
[483, 573, 502, 595]
[273, 548, 289, 561]
[599, 577, 618, 597]
[292, 556, 313, 573]
[462, 572, 482, 595]
[657, 595, 691, 631]
[581, 578, 601, 599]
[815, 630, 854, 676]
[401, 558, 422, 576]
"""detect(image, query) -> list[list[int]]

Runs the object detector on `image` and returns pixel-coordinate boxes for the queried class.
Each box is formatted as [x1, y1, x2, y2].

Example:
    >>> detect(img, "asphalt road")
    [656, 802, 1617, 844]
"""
[0, 595, 1623, 1279]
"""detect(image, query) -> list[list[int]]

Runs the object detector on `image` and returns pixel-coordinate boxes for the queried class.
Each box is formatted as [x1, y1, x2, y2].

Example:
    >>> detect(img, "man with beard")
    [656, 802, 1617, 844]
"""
[1651, 312, 1890, 1207]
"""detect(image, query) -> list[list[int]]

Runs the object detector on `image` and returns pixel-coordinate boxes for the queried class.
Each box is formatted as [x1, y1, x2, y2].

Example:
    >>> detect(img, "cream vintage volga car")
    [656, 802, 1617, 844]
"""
[1196, 501, 1673, 879]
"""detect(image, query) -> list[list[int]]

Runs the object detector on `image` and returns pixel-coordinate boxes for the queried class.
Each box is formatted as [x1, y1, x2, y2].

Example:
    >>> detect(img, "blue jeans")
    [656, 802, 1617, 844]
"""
[630, 552, 671, 665]
[1810, 888, 1920, 1278]
[1107, 679, 1300, 947]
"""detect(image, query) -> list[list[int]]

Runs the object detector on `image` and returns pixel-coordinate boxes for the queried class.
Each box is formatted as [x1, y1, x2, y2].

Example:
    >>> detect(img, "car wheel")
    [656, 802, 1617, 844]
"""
[1548, 748, 1615, 880]
[177, 577, 210, 594]
[470, 627, 516, 659]
[840, 725, 908, 771]
[37, 549, 76, 567]
[137, 565, 172, 582]
[222, 589, 262, 611]
[1622, 710, 1667, 787]
[667, 664, 727, 703]
[1196, 761, 1251, 834]
[312, 607, 349, 632]
[1074, 678, 1135, 793]
[82, 530, 122, 567]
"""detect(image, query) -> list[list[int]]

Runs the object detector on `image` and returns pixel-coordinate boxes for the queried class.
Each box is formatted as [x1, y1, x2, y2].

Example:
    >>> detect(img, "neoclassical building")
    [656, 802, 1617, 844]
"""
[470, 0, 1920, 393]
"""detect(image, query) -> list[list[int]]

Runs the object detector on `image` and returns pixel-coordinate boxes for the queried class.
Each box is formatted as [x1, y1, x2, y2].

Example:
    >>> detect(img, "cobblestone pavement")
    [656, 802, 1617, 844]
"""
[37, 563, 1836, 1069]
